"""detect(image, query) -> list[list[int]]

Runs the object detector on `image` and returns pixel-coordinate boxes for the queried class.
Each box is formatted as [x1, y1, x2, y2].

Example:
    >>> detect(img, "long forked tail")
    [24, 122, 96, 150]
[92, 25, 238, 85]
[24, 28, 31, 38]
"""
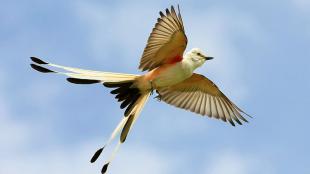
[30, 57, 139, 84]
[93, 92, 150, 174]
[90, 80, 151, 173]
[30, 57, 151, 173]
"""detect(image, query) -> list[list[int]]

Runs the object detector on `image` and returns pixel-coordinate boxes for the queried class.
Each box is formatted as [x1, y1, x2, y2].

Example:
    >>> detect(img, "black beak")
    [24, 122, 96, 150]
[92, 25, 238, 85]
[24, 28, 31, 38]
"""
[204, 56, 214, 60]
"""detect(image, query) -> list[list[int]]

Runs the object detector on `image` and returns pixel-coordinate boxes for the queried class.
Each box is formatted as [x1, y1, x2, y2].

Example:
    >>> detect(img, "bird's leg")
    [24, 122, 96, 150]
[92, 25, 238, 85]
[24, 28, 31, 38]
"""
[148, 80, 161, 101]
[149, 80, 154, 95]
[154, 90, 162, 101]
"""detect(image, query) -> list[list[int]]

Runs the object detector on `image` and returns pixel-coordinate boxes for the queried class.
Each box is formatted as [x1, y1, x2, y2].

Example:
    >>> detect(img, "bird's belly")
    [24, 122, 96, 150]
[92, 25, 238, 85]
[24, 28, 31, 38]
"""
[152, 64, 192, 88]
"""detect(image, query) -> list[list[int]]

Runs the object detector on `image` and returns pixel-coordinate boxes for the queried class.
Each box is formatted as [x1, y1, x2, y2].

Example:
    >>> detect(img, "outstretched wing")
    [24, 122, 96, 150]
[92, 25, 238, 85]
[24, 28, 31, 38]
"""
[139, 5, 188, 71]
[158, 73, 251, 126]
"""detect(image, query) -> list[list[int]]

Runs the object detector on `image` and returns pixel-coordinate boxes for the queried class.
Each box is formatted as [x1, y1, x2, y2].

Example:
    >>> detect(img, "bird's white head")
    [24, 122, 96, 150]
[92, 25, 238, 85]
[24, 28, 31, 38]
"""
[184, 48, 213, 70]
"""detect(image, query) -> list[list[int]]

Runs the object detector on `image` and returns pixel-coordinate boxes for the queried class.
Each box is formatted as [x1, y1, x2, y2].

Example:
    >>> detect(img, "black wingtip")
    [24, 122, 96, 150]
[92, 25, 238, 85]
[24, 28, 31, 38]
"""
[30, 57, 48, 64]
[228, 119, 235, 127]
[67, 78, 100, 84]
[159, 11, 165, 17]
[235, 119, 243, 125]
[101, 163, 110, 174]
[30, 64, 55, 73]
[90, 147, 104, 163]
[165, 8, 169, 14]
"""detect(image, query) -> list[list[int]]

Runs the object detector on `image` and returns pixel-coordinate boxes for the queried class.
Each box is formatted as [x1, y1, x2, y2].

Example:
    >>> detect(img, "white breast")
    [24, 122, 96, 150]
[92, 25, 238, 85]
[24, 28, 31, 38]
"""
[153, 62, 193, 88]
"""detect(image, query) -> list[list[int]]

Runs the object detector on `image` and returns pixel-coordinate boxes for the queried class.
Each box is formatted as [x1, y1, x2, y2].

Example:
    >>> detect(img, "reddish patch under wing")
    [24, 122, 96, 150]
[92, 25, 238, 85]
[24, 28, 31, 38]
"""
[166, 55, 182, 64]
[145, 65, 169, 81]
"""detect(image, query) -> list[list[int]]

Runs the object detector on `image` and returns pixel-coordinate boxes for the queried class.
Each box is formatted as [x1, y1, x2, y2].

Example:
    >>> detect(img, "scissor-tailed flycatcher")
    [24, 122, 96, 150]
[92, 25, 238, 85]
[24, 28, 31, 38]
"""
[31, 5, 250, 174]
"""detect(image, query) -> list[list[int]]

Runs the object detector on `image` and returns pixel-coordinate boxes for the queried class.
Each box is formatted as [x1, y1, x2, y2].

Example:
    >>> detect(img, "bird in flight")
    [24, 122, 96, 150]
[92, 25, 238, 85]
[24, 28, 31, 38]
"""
[30, 5, 251, 174]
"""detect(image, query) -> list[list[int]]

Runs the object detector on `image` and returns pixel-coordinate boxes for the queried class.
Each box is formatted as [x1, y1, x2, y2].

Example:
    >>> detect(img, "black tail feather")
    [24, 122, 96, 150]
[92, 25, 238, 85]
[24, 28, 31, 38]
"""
[101, 163, 109, 174]
[104, 81, 141, 117]
[30, 64, 55, 73]
[90, 147, 104, 163]
[30, 57, 48, 64]
[67, 78, 101, 84]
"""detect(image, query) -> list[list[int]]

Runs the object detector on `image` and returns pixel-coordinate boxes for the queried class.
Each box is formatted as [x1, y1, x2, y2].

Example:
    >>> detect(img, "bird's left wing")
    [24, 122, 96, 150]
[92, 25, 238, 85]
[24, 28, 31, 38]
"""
[139, 5, 188, 71]
[157, 73, 251, 126]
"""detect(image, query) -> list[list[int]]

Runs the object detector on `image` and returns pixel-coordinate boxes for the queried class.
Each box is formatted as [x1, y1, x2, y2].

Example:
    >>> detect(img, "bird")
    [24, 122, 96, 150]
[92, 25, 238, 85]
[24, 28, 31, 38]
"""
[30, 5, 251, 174]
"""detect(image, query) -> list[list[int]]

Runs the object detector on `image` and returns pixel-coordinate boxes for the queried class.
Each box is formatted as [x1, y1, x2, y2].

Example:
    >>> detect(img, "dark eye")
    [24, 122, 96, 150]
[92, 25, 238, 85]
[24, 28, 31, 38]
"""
[197, 52, 202, 56]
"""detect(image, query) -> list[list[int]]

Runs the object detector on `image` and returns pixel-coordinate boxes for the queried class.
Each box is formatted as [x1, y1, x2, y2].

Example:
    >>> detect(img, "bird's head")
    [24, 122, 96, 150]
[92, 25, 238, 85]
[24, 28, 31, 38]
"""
[184, 48, 213, 69]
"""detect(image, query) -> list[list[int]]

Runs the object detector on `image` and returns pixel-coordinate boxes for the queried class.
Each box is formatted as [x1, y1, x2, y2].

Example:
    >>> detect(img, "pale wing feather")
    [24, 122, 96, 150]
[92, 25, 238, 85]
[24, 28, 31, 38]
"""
[194, 92, 203, 114]
[139, 5, 187, 71]
[205, 95, 212, 117]
[158, 73, 250, 126]
[210, 97, 218, 119]
[215, 97, 226, 122]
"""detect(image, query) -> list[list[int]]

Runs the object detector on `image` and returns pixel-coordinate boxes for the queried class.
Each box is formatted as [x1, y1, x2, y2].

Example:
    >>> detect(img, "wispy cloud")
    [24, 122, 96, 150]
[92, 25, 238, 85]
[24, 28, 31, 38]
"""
[0, 68, 31, 152]
[186, 6, 266, 102]
[1, 141, 98, 174]
[291, 0, 310, 12]
[203, 150, 276, 174]
[21, 80, 63, 108]
[110, 144, 181, 174]
[1, 136, 181, 174]
[74, 1, 161, 72]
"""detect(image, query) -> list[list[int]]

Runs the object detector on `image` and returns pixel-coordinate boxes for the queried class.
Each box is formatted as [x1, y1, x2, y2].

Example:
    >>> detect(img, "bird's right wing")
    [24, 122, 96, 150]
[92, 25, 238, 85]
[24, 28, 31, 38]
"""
[139, 5, 188, 71]
[157, 73, 251, 126]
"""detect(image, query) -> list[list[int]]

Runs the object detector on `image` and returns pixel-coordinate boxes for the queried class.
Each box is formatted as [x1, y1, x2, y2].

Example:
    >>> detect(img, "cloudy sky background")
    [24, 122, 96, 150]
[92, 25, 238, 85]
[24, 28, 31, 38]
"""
[1, 0, 310, 173]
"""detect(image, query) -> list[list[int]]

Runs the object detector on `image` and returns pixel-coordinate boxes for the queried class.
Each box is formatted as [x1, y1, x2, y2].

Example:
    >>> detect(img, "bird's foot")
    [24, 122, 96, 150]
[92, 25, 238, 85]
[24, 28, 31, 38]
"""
[154, 90, 162, 101]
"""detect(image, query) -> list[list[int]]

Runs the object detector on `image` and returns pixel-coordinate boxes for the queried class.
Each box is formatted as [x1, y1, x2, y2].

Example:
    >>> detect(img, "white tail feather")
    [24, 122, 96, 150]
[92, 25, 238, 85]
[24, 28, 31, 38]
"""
[31, 57, 151, 174]
[101, 92, 150, 173]
[31, 57, 138, 83]
[49, 63, 138, 81]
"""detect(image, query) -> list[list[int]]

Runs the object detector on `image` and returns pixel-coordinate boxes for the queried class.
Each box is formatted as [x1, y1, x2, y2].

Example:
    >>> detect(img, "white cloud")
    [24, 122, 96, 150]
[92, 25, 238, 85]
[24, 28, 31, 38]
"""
[21, 80, 63, 109]
[0, 68, 32, 151]
[203, 150, 276, 174]
[186, 7, 266, 102]
[292, 0, 310, 11]
[0, 141, 98, 174]
[0, 74, 93, 174]
[0, 70, 66, 152]
[290, 0, 310, 38]
[111, 143, 180, 174]
[0, 138, 180, 174]
[74, 1, 161, 71]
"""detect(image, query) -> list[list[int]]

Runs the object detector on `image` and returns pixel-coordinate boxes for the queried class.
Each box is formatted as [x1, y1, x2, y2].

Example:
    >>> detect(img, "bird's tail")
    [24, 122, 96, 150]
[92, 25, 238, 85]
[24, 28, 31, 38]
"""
[30, 56, 139, 83]
[30, 57, 151, 173]
[92, 92, 150, 174]
[88, 82, 150, 173]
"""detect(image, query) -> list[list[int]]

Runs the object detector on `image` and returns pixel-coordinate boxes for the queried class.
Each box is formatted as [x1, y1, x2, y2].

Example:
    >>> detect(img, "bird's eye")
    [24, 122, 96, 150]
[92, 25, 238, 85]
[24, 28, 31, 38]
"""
[197, 53, 202, 56]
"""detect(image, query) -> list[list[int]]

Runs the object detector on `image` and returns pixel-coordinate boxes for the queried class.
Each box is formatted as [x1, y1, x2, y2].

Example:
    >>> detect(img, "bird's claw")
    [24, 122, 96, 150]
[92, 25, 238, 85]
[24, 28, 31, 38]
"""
[154, 95, 162, 101]
[154, 90, 162, 101]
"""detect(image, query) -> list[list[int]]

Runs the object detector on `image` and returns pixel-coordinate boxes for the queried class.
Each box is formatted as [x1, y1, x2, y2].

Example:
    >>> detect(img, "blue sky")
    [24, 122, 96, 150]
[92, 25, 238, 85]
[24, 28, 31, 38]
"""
[1, 0, 310, 173]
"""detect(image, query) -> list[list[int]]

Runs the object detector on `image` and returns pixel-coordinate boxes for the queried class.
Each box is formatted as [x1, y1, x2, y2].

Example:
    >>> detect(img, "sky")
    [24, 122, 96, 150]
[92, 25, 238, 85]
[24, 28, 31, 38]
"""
[1, 0, 310, 173]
